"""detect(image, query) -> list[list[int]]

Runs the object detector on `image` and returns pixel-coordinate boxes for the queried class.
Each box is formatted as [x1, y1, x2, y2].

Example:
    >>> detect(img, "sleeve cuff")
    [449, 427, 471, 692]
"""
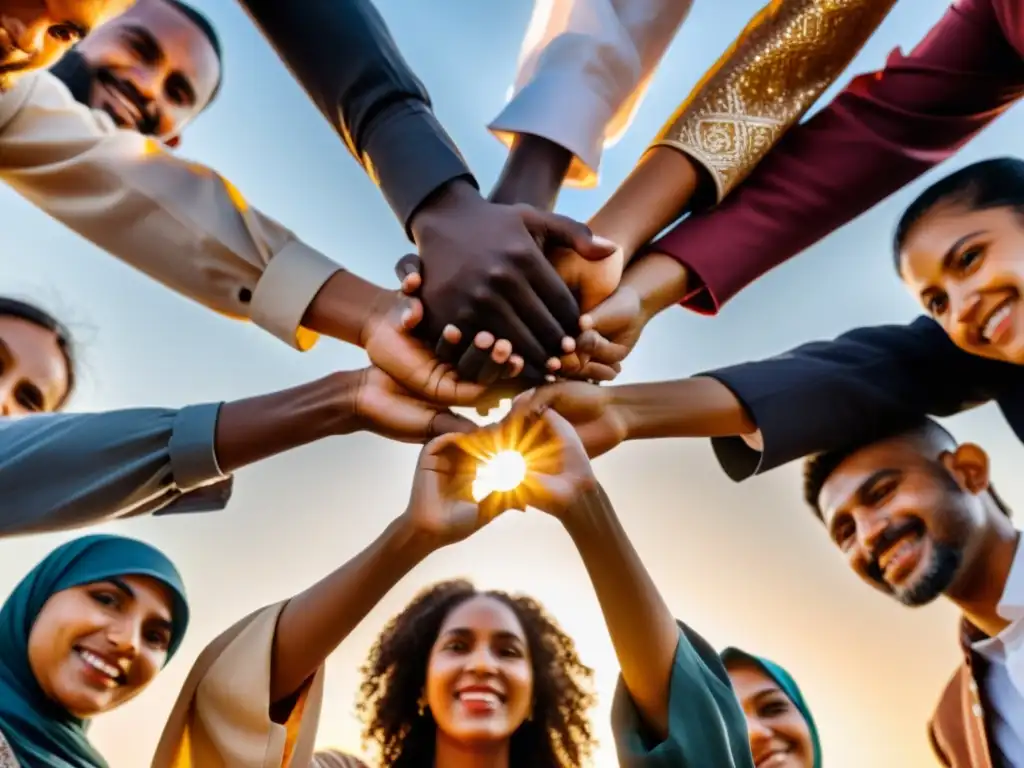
[168, 403, 226, 491]
[250, 240, 342, 350]
[360, 101, 477, 234]
[488, 72, 615, 188]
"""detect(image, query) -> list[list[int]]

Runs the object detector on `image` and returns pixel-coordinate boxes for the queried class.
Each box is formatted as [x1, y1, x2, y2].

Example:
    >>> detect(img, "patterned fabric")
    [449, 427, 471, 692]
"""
[311, 749, 369, 768]
[0, 731, 21, 768]
[652, 0, 897, 201]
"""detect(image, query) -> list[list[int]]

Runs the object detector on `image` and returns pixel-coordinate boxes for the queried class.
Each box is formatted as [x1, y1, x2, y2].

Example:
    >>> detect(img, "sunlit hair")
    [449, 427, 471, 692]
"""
[802, 418, 1012, 520]
[893, 157, 1024, 273]
[356, 579, 596, 768]
[0, 297, 75, 410]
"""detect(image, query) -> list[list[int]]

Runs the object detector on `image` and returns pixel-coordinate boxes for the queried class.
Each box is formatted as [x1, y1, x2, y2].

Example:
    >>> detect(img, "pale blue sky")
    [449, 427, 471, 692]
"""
[2, 1, 1018, 765]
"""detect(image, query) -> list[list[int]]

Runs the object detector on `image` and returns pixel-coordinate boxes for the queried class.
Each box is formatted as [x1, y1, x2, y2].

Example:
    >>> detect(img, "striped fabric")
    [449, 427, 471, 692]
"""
[311, 749, 370, 768]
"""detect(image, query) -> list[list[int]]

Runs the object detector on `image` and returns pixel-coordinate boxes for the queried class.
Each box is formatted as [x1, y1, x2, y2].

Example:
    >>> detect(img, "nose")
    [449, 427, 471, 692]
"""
[953, 291, 983, 333]
[464, 645, 499, 675]
[105, 618, 140, 659]
[5, 16, 49, 57]
[129, 64, 162, 102]
[855, 509, 889, 557]
[745, 714, 772, 750]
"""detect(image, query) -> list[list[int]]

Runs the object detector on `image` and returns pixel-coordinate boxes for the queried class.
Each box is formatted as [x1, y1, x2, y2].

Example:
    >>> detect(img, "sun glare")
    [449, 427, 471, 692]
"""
[472, 450, 527, 501]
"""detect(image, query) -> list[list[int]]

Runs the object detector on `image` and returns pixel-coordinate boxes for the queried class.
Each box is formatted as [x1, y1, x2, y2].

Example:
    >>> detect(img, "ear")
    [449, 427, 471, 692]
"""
[163, 135, 181, 149]
[940, 443, 990, 494]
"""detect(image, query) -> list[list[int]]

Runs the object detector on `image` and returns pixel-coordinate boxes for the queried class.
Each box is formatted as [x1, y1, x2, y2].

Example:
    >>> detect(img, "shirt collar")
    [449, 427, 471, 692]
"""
[995, 533, 1024, 623]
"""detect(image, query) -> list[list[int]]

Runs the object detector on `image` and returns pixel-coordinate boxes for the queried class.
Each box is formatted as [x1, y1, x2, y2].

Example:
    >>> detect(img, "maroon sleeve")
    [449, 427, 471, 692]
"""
[653, 0, 1024, 314]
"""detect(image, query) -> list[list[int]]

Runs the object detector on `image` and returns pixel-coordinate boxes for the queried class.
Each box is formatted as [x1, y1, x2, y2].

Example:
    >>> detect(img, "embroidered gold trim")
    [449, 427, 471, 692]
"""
[653, 0, 897, 202]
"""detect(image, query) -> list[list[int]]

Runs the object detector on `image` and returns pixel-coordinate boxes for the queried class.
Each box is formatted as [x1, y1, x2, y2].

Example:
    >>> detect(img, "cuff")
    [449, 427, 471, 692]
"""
[168, 403, 226, 491]
[489, 72, 616, 188]
[702, 367, 806, 481]
[250, 240, 342, 350]
[361, 101, 477, 234]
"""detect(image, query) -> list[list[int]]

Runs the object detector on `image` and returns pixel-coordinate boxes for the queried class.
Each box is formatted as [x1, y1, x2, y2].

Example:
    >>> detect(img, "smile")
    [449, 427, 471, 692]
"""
[877, 524, 926, 585]
[755, 749, 792, 767]
[454, 686, 505, 714]
[979, 296, 1016, 344]
[74, 646, 126, 686]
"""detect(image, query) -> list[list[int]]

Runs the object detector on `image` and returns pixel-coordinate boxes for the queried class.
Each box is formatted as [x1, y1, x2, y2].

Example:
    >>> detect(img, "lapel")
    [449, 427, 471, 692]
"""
[929, 619, 998, 768]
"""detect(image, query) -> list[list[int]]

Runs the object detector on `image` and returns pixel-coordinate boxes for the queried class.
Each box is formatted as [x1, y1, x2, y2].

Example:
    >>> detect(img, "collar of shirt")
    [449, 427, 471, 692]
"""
[972, 531, 1024, 659]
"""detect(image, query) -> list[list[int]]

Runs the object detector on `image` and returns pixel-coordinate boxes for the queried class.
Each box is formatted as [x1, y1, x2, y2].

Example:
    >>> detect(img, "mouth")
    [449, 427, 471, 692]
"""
[976, 295, 1017, 346]
[454, 686, 506, 715]
[94, 72, 154, 133]
[74, 646, 127, 688]
[755, 748, 793, 767]
[875, 520, 927, 586]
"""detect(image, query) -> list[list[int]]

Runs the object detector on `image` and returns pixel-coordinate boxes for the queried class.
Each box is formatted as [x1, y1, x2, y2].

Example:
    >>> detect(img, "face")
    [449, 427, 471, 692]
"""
[425, 595, 534, 747]
[0, 315, 69, 415]
[75, 0, 218, 142]
[27, 575, 174, 717]
[818, 437, 991, 606]
[0, 0, 133, 90]
[727, 662, 813, 768]
[901, 204, 1024, 364]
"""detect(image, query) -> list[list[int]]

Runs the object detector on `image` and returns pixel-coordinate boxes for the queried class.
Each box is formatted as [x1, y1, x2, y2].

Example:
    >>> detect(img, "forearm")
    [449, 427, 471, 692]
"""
[300, 270, 395, 349]
[564, 484, 679, 739]
[612, 376, 755, 442]
[587, 147, 701, 261]
[214, 372, 357, 474]
[269, 517, 434, 702]
[489, 133, 574, 210]
[237, 0, 475, 231]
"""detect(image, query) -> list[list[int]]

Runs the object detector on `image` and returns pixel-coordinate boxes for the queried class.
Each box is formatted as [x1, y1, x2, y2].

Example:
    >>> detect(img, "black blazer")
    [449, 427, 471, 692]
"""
[704, 316, 1024, 480]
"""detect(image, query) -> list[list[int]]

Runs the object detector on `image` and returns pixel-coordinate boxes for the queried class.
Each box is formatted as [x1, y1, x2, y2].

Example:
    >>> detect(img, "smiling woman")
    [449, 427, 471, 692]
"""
[0, 297, 75, 415]
[0, 534, 188, 768]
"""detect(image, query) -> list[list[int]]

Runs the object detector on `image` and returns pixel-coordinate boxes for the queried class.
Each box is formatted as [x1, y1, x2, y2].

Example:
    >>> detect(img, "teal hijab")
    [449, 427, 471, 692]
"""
[0, 534, 189, 768]
[720, 647, 823, 768]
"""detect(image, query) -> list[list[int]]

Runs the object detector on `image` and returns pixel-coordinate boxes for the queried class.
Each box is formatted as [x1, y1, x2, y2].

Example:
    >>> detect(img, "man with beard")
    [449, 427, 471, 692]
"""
[807, 419, 1023, 766]
[50, 0, 221, 146]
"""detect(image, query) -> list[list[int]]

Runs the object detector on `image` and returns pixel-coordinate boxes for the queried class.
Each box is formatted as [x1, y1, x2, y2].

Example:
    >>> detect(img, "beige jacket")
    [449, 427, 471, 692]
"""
[0, 72, 342, 351]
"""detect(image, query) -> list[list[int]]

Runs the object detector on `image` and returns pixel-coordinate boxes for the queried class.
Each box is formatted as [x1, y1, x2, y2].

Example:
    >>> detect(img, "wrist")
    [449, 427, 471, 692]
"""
[383, 515, 439, 566]
[315, 370, 363, 437]
[302, 270, 393, 349]
[562, 481, 614, 539]
[490, 134, 572, 209]
[624, 251, 689, 319]
[410, 178, 482, 243]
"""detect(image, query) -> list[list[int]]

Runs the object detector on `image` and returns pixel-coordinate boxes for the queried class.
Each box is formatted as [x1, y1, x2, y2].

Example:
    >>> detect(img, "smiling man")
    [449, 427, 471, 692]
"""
[806, 419, 1023, 766]
[51, 0, 221, 145]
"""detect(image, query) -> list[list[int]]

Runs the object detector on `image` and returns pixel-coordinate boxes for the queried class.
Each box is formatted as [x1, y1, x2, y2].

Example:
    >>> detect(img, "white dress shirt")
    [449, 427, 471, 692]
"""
[489, 0, 693, 186]
[974, 534, 1024, 766]
[0, 71, 342, 351]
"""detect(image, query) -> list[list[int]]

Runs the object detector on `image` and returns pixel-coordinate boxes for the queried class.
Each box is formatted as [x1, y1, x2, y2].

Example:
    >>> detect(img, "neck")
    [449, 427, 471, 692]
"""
[948, 518, 1020, 637]
[433, 731, 510, 768]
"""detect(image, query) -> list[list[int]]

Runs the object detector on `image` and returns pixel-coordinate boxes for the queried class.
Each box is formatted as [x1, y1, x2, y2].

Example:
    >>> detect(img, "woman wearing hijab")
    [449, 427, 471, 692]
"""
[0, 533, 188, 768]
[720, 648, 822, 768]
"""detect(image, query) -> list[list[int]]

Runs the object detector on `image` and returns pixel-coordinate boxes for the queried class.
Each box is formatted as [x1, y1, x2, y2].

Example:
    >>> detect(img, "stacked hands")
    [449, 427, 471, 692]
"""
[346, 198, 661, 456]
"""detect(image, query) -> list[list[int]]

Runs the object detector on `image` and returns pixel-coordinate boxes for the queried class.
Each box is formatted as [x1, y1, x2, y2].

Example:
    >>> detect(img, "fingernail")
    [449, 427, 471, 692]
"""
[546, 358, 561, 371]
[561, 337, 576, 354]
[592, 235, 617, 249]
[579, 314, 594, 331]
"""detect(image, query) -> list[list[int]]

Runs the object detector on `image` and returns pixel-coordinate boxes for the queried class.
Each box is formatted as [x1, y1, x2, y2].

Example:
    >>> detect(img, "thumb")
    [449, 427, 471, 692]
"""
[394, 253, 422, 283]
[520, 209, 616, 259]
[581, 287, 636, 334]
[430, 411, 478, 438]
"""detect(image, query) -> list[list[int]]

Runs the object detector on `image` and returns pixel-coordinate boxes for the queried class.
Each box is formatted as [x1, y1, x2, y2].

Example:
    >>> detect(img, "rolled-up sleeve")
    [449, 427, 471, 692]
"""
[489, 0, 692, 186]
[235, 0, 476, 231]
[653, 0, 1024, 313]
[0, 403, 232, 537]
[701, 317, 1021, 480]
[0, 72, 342, 350]
[611, 623, 753, 767]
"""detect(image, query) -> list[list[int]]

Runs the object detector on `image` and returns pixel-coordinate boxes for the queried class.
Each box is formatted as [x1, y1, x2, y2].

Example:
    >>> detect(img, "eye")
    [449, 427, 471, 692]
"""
[47, 23, 84, 44]
[498, 645, 524, 659]
[14, 383, 42, 412]
[759, 699, 791, 718]
[443, 639, 468, 653]
[144, 627, 171, 650]
[90, 590, 121, 609]
[956, 245, 985, 272]
[864, 479, 897, 506]
[925, 291, 949, 316]
[831, 517, 855, 549]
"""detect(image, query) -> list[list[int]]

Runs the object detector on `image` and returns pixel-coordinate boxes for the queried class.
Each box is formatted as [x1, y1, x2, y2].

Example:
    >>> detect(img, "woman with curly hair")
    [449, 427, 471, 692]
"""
[355, 577, 594, 768]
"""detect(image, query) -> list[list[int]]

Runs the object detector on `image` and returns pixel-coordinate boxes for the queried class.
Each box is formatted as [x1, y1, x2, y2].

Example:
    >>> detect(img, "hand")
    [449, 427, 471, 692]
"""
[349, 367, 476, 442]
[519, 382, 628, 459]
[559, 284, 646, 381]
[404, 432, 503, 548]
[360, 294, 488, 407]
[493, 405, 598, 519]
[409, 181, 616, 372]
[550, 242, 625, 313]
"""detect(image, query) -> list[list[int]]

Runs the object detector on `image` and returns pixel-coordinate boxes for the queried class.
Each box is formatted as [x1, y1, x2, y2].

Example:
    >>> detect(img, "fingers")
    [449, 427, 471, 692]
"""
[576, 329, 629, 367]
[395, 253, 422, 284]
[576, 361, 621, 382]
[400, 298, 424, 331]
[520, 207, 611, 260]
[430, 410, 478, 437]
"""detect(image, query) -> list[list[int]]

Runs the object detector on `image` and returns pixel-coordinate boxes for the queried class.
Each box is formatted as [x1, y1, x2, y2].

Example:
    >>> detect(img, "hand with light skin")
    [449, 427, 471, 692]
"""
[515, 383, 629, 460]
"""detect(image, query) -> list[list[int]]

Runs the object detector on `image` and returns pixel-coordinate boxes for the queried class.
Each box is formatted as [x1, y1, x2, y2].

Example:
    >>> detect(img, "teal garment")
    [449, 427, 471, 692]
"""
[720, 647, 823, 768]
[0, 534, 189, 768]
[611, 621, 756, 767]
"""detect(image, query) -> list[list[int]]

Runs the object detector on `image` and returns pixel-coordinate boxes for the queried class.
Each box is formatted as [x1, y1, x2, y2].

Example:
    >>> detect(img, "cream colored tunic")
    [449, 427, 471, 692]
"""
[151, 602, 325, 768]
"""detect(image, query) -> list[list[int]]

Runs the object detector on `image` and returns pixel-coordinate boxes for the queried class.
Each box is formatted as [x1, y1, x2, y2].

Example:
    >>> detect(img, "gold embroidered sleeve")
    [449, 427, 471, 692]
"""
[652, 0, 897, 203]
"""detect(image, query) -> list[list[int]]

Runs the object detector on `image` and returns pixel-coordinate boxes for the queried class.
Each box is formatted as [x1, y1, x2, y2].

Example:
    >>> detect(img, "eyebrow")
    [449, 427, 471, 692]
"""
[752, 688, 785, 704]
[125, 24, 198, 104]
[941, 230, 985, 270]
[824, 468, 899, 528]
[107, 578, 174, 630]
[444, 628, 525, 644]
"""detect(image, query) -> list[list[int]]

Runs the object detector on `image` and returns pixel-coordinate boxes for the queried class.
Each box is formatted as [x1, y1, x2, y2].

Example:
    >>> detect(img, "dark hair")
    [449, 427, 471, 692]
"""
[0, 297, 75, 409]
[356, 579, 596, 768]
[164, 0, 223, 102]
[893, 157, 1024, 272]
[803, 418, 1012, 519]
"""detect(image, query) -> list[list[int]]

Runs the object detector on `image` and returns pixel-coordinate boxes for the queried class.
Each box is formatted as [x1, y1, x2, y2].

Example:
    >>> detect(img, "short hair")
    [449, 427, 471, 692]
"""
[893, 157, 1024, 271]
[802, 418, 1011, 520]
[0, 297, 76, 409]
[163, 0, 223, 101]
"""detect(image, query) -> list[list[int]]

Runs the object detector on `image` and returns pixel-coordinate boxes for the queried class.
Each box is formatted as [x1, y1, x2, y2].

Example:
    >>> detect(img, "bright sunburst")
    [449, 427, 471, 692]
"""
[472, 450, 527, 501]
